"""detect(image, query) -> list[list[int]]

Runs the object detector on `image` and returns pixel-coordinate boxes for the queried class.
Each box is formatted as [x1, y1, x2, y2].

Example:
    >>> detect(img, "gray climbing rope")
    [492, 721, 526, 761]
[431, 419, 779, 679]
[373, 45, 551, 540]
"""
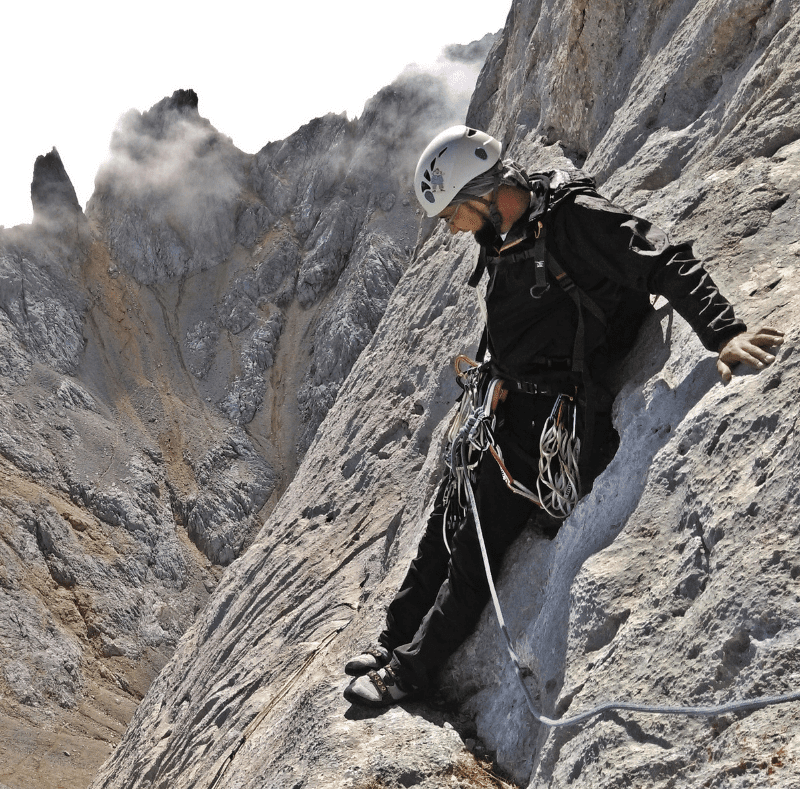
[445, 358, 800, 727]
[464, 474, 800, 728]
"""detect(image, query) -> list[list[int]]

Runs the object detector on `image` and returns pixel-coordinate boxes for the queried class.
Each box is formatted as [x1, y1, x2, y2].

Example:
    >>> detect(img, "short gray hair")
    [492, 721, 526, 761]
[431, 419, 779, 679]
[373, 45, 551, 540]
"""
[451, 159, 530, 204]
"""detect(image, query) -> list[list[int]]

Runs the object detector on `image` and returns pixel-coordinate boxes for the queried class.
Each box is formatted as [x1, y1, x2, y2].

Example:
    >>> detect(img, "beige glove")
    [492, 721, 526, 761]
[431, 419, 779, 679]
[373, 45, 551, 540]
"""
[716, 326, 785, 382]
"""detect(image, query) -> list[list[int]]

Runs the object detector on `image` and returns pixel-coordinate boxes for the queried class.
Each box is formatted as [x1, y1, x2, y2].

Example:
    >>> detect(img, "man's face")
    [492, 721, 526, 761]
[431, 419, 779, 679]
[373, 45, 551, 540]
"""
[437, 200, 492, 235]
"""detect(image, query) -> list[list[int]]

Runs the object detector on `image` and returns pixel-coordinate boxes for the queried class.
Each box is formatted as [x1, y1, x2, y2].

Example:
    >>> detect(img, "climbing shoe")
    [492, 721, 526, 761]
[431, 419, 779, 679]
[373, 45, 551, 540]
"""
[344, 645, 390, 676]
[344, 664, 419, 708]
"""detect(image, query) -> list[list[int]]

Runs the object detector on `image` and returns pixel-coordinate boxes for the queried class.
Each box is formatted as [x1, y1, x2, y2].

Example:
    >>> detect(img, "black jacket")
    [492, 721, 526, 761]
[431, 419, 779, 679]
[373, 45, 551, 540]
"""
[472, 171, 746, 383]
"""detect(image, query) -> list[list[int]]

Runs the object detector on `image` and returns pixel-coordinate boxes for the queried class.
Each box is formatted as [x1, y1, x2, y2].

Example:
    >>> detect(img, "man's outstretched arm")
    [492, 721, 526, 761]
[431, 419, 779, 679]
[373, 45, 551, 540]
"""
[716, 327, 785, 382]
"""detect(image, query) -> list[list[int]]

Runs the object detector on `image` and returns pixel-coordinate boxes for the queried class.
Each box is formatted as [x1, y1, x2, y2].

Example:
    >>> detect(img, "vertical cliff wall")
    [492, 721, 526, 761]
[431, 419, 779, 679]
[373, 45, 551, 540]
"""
[89, 0, 800, 790]
[462, 0, 800, 787]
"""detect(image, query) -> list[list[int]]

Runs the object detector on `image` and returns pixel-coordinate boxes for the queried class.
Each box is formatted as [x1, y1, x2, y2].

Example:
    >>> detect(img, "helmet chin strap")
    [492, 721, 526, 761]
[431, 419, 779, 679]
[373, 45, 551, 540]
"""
[487, 171, 504, 235]
[488, 201, 504, 237]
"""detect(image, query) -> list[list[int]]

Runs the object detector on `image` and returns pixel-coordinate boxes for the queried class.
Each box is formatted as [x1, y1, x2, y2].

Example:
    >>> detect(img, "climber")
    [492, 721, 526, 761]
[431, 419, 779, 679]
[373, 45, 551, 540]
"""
[343, 125, 784, 708]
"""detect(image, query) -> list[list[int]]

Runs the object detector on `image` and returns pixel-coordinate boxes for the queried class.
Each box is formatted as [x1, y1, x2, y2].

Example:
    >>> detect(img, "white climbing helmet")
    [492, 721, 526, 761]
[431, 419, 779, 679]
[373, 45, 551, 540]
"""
[414, 125, 503, 217]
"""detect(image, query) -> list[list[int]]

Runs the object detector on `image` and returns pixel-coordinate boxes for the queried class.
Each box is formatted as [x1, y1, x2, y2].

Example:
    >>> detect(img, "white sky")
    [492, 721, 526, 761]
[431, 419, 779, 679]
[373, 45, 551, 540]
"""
[1, 0, 511, 228]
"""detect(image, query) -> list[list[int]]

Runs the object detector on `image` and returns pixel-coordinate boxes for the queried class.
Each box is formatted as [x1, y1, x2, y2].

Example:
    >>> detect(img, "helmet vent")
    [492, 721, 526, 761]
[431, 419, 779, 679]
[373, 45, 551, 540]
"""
[474, 147, 487, 160]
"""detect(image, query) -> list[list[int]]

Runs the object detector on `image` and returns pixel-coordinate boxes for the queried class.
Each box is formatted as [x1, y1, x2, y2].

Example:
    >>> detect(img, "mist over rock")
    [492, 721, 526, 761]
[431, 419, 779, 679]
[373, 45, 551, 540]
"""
[0, 38, 494, 787]
[88, 88, 248, 284]
[88, 0, 800, 790]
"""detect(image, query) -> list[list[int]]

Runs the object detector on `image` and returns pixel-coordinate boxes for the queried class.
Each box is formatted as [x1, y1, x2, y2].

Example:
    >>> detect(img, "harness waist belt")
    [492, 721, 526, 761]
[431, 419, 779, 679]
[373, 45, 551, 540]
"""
[505, 379, 572, 397]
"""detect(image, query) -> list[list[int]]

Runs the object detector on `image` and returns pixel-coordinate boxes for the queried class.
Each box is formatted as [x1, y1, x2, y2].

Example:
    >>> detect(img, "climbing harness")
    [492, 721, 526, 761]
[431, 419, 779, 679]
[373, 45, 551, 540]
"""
[467, 200, 611, 479]
[443, 356, 582, 548]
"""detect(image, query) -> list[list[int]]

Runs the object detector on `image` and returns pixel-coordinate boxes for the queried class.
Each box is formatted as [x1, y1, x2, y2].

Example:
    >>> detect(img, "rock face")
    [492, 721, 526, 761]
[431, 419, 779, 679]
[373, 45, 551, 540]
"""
[3, 0, 800, 789]
[89, 0, 800, 790]
[0, 40, 494, 787]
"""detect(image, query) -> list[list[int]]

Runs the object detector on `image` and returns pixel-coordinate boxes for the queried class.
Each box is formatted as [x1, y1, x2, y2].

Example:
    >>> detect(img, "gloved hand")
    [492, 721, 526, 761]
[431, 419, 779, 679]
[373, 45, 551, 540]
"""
[716, 327, 785, 382]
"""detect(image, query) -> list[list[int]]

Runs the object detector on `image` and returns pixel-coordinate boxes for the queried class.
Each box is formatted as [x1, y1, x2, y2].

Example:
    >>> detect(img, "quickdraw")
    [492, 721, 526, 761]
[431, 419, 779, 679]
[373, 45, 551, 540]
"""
[441, 357, 499, 552]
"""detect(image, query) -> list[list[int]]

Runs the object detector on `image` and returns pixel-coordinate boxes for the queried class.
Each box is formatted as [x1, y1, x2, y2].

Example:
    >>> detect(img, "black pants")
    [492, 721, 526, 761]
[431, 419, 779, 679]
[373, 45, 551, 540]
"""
[378, 391, 561, 691]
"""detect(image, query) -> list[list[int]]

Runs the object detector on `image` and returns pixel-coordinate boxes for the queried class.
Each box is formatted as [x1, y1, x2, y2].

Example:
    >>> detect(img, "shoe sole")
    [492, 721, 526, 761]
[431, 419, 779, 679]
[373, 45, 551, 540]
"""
[343, 680, 416, 708]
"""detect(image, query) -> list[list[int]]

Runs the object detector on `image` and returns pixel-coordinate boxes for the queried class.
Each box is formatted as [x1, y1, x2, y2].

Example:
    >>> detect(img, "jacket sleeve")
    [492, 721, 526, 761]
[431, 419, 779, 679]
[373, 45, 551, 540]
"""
[549, 192, 747, 352]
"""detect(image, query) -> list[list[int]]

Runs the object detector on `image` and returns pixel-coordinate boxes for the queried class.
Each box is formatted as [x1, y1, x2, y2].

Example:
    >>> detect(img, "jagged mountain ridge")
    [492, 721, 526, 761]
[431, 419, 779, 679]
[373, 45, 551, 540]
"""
[91, 0, 800, 789]
[0, 36, 493, 789]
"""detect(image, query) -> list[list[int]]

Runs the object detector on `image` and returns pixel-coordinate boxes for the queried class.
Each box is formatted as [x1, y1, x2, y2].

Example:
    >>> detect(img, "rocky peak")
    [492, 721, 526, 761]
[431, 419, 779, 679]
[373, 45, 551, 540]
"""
[30, 147, 85, 232]
[31, 148, 81, 215]
[158, 87, 199, 114]
[129, 88, 203, 142]
[444, 30, 500, 62]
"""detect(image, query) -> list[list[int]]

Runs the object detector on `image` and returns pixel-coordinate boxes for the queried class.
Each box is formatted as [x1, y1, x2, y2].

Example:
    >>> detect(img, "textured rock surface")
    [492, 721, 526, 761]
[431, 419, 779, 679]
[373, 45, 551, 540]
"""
[0, 40, 493, 787]
[91, 0, 800, 790]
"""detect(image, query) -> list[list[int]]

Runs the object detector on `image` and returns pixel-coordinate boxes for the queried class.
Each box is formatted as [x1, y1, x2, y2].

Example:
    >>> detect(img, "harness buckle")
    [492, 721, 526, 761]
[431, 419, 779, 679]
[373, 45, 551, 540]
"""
[530, 284, 550, 299]
[530, 255, 549, 299]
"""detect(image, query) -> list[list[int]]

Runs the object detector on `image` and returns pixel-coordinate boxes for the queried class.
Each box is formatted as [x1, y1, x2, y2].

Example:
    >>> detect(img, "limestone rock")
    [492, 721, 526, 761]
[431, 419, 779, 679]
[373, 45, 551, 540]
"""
[296, 231, 407, 454]
[0, 37, 492, 787]
[92, 1, 800, 790]
[172, 430, 278, 565]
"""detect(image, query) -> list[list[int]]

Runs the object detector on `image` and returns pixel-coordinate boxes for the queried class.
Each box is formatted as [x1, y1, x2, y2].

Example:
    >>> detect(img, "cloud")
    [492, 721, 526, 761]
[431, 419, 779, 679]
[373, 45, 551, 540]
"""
[89, 91, 249, 282]
[93, 91, 244, 231]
